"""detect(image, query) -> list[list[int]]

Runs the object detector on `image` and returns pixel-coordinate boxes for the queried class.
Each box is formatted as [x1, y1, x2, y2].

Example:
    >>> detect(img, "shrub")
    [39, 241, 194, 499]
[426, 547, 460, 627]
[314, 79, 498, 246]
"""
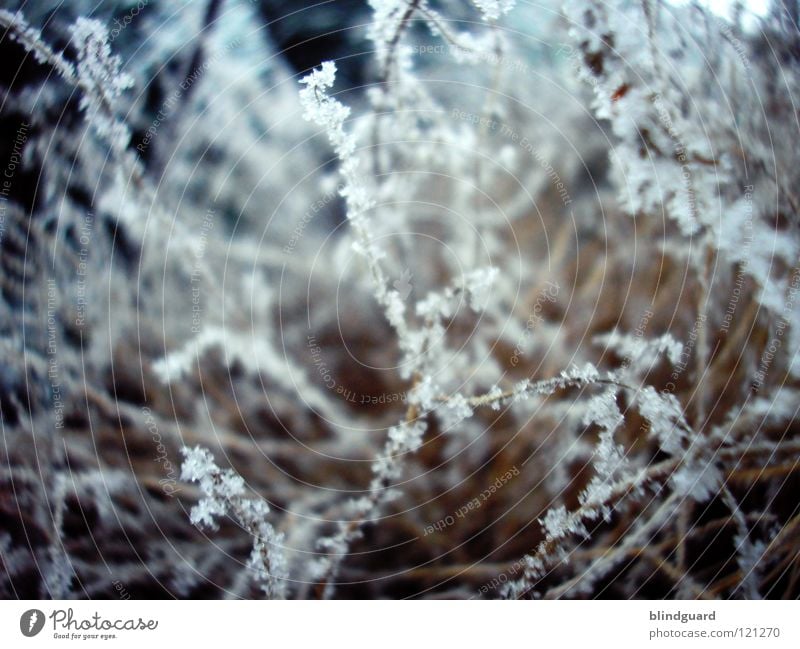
[1, 0, 798, 600]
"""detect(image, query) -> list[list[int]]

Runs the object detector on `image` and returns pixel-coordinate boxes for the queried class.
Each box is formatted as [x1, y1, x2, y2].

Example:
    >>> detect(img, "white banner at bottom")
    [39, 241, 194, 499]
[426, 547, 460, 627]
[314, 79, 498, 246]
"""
[0, 600, 796, 647]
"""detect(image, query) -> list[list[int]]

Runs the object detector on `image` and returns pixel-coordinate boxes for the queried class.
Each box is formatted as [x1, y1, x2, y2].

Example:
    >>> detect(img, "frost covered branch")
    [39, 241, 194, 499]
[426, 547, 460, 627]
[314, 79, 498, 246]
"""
[181, 447, 288, 598]
[0, 10, 133, 154]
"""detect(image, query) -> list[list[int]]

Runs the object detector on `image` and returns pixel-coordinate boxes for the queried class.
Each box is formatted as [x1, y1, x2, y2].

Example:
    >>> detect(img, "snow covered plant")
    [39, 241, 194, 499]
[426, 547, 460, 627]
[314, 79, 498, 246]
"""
[2, 0, 799, 601]
[0, 11, 133, 155]
[499, 0, 800, 598]
[180, 447, 287, 598]
[276, 0, 799, 599]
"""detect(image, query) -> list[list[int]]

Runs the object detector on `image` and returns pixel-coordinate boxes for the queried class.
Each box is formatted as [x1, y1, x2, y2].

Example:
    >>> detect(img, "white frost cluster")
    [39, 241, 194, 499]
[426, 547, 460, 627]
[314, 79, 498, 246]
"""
[366, 0, 408, 70]
[583, 389, 628, 489]
[311, 418, 427, 597]
[541, 506, 568, 540]
[153, 327, 225, 383]
[375, 420, 428, 487]
[70, 18, 134, 151]
[596, 331, 683, 369]
[583, 389, 624, 434]
[636, 386, 688, 456]
[635, 388, 720, 502]
[471, 0, 516, 21]
[180, 446, 288, 598]
[463, 267, 499, 311]
[671, 461, 721, 503]
[437, 393, 474, 430]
